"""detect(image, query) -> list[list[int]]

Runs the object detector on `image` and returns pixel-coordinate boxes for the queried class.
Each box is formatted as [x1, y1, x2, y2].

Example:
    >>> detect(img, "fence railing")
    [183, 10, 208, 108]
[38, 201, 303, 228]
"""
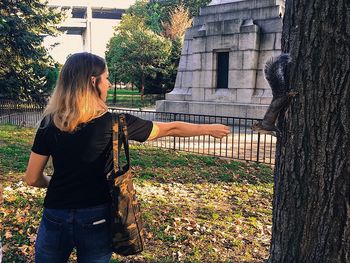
[109, 108, 276, 165]
[0, 99, 45, 127]
[0, 100, 276, 164]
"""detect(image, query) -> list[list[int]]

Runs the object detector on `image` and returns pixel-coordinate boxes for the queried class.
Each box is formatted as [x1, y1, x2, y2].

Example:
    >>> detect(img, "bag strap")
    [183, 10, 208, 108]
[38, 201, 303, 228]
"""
[118, 114, 130, 172]
[112, 114, 130, 178]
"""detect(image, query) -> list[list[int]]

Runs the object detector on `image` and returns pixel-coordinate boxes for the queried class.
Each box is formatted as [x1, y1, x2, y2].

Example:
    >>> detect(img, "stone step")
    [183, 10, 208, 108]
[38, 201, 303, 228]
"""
[156, 100, 269, 119]
[194, 5, 284, 26]
[202, 0, 285, 15]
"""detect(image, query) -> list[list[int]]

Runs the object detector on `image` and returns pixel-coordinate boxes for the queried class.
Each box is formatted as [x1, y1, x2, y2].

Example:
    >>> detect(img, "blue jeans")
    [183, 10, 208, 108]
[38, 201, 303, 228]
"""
[35, 203, 112, 263]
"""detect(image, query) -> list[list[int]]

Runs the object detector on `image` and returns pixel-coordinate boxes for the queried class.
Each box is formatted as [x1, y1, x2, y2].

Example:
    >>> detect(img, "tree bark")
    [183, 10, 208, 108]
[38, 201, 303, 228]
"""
[268, 0, 350, 262]
[113, 72, 117, 104]
[141, 72, 145, 101]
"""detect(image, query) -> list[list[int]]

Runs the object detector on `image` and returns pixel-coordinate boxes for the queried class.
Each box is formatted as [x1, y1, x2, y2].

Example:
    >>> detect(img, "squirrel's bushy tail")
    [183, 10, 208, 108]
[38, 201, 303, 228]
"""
[264, 53, 291, 96]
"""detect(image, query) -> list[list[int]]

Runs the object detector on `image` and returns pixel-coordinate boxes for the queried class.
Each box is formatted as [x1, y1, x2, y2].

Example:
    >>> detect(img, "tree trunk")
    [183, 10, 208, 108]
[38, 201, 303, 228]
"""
[268, 0, 350, 262]
[113, 73, 117, 104]
[141, 72, 145, 101]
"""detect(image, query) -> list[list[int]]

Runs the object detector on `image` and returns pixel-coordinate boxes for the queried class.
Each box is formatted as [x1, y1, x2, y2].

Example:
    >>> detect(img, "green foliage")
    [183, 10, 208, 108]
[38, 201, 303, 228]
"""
[106, 0, 211, 95]
[129, 0, 212, 23]
[183, 0, 212, 17]
[0, 0, 61, 102]
[42, 63, 60, 93]
[127, 0, 173, 34]
[106, 14, 171, 94]
[144, 37, 182, 94]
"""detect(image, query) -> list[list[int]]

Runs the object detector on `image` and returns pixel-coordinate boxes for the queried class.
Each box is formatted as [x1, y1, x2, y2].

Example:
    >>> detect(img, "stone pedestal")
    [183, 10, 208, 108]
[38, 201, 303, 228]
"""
[156, 0, 284, 118]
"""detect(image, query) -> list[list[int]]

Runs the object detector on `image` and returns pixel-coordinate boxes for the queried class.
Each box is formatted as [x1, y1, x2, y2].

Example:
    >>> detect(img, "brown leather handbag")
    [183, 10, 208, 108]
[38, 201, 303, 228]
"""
[107, 114, 144, 256]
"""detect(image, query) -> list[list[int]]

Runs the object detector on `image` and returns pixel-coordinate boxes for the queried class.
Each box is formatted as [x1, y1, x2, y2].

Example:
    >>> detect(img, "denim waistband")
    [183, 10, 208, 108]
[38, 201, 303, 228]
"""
[43, 203, 111, 224]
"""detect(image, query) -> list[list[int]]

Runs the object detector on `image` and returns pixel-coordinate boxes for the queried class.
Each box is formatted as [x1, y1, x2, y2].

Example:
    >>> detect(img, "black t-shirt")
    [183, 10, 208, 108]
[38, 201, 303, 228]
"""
[31, 112, 153, 209]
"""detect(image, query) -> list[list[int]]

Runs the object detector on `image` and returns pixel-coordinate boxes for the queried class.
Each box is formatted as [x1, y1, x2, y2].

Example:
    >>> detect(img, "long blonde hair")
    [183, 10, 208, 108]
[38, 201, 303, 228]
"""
[43, 52, 108, 132]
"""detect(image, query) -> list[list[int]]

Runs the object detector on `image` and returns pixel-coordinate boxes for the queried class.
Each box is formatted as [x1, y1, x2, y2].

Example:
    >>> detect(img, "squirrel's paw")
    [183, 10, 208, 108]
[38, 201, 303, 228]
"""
[288, 90, 298, 97]
[251, 122, 278, 137]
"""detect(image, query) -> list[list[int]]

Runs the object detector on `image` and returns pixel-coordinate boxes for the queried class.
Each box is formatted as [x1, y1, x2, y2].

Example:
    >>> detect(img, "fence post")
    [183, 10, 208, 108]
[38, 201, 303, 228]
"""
[256, 132, 261, 163]
[173, 113, 177, 150]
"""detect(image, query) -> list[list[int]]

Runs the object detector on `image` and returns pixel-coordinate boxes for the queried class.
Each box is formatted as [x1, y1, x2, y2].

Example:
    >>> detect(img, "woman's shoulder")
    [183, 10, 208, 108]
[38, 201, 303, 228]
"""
[108, 112, 134, 121]
[38, 115, 53, 129]
[87, 111, 112, 124]
[35, 116, 57, 137]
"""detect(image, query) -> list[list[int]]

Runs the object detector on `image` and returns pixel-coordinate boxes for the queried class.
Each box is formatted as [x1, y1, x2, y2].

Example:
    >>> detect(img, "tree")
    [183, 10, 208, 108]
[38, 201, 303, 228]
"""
[0, 0, 61, 102]
[106, 14, 171, 98]
[144, 37, 182, 94]
[106, 0, 210, 95]
[136, 0, 211, 30]
[162, 4, 192, 40]
[148, 0, 212, 18]
[268, 0, 350, 262]
[106, 34, 132, 85]
[141, 4, 191, 94]
[127, 0, 164, 34]
[182, 0, 211, 17]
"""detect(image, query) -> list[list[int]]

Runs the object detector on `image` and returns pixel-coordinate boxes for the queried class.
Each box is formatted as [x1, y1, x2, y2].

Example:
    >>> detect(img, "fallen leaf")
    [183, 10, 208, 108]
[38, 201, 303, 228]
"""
[5, 231, 12, 239]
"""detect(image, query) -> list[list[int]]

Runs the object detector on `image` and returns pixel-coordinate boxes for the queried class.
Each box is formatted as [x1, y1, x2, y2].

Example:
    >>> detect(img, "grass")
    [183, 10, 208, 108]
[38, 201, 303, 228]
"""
[0, 125, 33, 173]
[108, 88, 141, 95]
[106, 88, 163, 108]
[0, 125, 273, 262]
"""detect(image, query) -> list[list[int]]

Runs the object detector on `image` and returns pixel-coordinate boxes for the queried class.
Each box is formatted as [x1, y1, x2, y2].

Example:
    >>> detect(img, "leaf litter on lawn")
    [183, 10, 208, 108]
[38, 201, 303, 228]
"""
[1, 126, 273, 262]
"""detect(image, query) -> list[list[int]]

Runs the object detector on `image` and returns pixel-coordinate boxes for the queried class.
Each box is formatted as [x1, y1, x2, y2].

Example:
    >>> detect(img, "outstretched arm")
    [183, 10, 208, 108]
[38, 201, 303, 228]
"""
[25, 152, 51, 188]
[148, 121, 230, 141]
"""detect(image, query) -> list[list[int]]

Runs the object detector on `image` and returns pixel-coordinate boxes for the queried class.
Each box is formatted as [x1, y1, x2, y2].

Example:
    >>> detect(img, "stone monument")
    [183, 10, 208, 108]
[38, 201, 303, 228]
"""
[156, 0, 285, 118]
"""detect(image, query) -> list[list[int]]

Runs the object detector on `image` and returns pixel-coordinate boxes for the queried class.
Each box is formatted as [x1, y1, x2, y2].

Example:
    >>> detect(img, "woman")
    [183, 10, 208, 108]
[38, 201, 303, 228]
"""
[25, 52, 229, 262]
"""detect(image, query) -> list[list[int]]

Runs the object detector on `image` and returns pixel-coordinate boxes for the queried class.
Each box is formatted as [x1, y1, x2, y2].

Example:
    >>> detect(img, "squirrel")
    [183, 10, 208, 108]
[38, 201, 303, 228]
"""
[251, 53, 297, 136]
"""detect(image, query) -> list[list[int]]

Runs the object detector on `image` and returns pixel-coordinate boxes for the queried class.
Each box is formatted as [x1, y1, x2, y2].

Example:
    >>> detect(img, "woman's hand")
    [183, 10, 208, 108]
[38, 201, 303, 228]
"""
[207, 124, 230, 138]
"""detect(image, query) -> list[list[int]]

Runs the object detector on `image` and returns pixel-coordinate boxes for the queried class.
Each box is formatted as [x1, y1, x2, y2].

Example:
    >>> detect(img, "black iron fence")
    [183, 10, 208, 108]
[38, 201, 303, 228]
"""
[0, 100, 276, 164]
[0, 99, 45, 127]
[109, 108, 276, 165]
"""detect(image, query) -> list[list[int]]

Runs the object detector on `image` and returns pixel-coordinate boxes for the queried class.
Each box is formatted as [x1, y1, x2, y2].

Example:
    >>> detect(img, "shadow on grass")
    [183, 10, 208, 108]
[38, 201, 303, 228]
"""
[130, 145, 273, 186]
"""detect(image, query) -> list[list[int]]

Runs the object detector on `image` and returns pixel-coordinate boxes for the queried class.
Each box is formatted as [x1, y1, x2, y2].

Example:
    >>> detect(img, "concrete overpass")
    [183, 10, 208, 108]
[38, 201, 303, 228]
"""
[44, 0, 136, 64]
